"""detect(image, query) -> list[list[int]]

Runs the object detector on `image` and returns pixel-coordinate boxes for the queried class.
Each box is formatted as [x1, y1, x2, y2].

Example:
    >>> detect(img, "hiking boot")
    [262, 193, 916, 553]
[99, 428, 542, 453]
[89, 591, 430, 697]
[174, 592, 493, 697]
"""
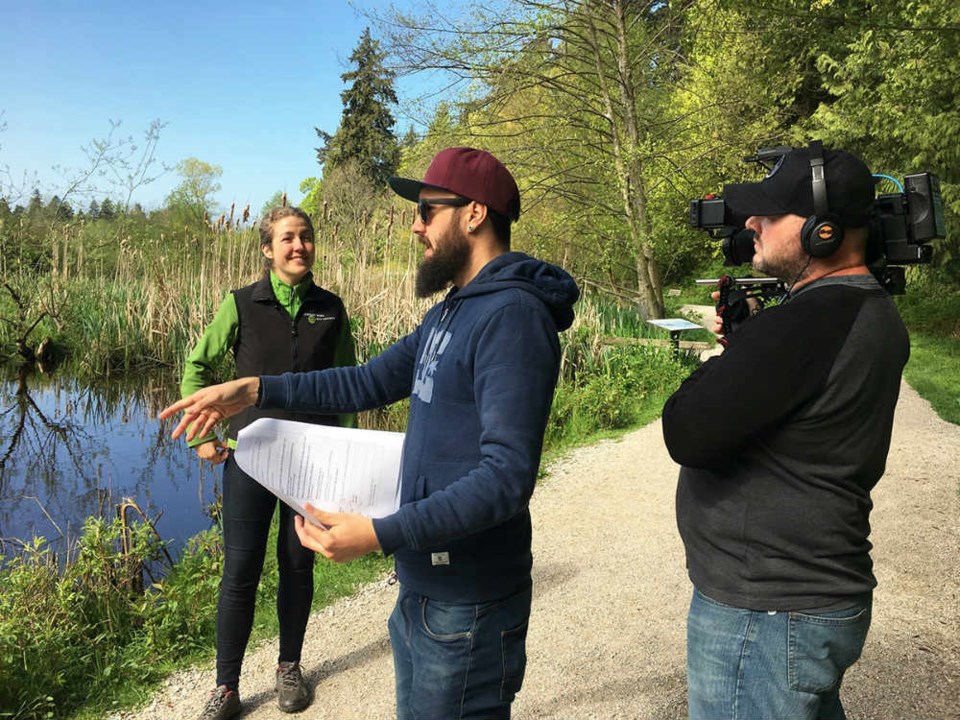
[276, 661, 312, 713]
[199, 685, 241, 720]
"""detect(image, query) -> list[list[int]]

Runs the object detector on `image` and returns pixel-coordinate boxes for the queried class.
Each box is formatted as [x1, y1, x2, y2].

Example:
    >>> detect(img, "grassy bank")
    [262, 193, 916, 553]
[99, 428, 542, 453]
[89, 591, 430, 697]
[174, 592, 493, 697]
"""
[0, 517, 391, 720]
[894, 279, 960, 425]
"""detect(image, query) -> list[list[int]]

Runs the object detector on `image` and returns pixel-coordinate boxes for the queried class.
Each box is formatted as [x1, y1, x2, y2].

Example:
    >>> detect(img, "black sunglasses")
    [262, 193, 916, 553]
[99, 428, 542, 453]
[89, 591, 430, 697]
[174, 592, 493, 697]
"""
[417, 197, 470, 224]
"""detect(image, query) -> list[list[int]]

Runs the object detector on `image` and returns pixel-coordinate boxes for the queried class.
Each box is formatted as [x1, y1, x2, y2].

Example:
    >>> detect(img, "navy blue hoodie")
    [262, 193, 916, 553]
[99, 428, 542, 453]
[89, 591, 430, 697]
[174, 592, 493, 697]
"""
[258, 252, 579, 602]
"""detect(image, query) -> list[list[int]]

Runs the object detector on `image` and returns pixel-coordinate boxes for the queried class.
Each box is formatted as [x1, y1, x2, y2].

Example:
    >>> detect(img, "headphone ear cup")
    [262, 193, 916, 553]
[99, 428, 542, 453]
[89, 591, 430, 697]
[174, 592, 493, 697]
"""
[801, 215, 844, 258]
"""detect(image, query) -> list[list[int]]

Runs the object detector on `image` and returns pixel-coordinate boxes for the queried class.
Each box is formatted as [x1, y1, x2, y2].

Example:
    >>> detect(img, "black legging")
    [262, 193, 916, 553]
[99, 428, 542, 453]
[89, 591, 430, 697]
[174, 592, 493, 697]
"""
[216, 454, 315, 690]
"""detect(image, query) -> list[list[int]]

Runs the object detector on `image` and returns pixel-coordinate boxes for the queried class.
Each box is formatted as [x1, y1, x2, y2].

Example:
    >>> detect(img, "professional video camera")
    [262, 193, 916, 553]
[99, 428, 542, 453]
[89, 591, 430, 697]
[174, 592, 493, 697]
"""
[689, 145, 946, 296]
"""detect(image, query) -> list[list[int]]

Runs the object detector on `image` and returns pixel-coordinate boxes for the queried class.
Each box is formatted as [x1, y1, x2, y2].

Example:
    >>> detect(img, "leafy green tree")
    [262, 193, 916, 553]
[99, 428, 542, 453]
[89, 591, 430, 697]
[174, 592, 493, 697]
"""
[164, 158, 222, 227]
[383, 1, 695, 317]
[261, 191, 287, 216]
[675, 0, 959, 276]
[299, 178, 323, 218]
[804, 0, 960, 274]
[316, 28, 400, 186]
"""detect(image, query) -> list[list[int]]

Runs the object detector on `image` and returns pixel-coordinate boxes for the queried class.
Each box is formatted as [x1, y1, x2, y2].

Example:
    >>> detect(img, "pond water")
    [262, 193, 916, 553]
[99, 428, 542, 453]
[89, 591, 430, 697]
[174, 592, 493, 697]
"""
[0, 365, 219, 559]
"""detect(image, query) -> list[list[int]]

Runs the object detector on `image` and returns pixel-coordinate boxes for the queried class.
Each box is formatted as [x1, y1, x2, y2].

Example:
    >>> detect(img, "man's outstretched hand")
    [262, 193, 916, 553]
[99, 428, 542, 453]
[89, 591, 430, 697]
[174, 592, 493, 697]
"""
[159, 377, 261, 441]
[295, 505, 381, 563]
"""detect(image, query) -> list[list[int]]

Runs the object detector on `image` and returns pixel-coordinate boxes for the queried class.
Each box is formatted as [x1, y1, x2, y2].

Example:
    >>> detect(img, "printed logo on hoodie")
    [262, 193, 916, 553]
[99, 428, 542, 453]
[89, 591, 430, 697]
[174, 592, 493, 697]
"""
[412, 326, 451, 403]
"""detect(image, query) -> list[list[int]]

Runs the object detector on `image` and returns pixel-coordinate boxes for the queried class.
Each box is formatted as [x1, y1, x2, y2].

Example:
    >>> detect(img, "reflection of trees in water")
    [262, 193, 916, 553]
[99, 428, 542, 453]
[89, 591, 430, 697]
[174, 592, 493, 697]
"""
[0, 364, 92, 489]
[0, 365, 215, 551]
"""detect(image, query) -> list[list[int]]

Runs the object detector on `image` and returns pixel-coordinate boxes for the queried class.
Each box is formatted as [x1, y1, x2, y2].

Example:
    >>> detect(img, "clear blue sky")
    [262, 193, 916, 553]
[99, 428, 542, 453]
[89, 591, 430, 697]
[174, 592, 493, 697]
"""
[0, 0, 433, 214]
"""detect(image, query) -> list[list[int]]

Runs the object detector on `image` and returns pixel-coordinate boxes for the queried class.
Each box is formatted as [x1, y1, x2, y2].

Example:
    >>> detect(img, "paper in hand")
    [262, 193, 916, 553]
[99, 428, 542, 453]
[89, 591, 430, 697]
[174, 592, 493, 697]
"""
[234, 418, 403, 526]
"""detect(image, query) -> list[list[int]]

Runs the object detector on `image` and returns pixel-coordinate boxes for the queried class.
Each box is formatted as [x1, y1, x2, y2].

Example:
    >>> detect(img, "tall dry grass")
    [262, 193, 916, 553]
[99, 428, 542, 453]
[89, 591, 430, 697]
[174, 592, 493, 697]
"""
[22, 205, 429, 373]
[7, 202, 692, 398]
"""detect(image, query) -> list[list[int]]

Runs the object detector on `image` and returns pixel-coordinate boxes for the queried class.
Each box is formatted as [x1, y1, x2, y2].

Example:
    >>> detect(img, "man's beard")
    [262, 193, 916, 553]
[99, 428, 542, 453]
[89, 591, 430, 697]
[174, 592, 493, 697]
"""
[415, 228, 471, 298]
[752, 248, 810, 284]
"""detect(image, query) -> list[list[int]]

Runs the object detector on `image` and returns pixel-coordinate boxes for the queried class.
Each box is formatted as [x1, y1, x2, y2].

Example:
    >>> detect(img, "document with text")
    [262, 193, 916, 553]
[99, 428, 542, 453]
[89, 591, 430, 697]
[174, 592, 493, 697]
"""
[234, 418, 404, 526]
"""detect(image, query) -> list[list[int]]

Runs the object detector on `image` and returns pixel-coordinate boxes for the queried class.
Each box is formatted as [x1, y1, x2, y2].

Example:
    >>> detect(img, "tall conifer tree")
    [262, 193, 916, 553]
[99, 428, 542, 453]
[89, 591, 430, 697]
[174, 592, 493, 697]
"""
[316, 28, 400, 186]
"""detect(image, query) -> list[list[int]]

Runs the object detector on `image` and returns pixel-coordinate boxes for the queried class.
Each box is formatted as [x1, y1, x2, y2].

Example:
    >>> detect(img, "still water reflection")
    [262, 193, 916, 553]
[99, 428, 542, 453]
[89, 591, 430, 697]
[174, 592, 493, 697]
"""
[0, 365, 219, 558]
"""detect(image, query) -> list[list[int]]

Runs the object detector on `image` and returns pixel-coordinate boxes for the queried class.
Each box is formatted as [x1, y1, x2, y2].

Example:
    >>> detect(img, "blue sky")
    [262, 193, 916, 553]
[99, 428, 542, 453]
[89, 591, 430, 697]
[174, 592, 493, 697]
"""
[0, 0, 437, 214]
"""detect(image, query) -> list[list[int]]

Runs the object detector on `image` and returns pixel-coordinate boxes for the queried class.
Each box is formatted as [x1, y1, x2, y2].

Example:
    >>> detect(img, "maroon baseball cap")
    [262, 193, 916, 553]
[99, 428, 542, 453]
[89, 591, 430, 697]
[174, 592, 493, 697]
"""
[388, 147, 521, 221]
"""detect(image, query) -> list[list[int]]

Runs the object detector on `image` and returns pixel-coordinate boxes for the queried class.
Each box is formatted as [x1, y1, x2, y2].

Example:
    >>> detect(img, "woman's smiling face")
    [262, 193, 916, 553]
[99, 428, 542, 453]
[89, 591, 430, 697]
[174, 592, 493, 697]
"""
[262, 215, 316, 285]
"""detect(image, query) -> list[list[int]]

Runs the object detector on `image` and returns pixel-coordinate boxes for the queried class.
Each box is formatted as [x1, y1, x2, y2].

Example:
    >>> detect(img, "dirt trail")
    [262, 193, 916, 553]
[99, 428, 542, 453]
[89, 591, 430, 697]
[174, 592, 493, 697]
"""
[116, 381, 960, 719]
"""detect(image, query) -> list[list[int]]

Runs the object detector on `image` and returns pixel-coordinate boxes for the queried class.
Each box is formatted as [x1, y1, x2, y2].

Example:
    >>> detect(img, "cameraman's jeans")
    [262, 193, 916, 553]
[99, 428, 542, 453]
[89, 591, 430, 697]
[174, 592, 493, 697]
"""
[687, 588, 871, 720]
[388, 582, 531, 720]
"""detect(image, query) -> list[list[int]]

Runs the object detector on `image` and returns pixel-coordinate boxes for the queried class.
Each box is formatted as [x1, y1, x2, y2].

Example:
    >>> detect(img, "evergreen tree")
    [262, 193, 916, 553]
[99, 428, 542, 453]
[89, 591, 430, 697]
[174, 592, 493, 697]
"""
[99, 198, 116, 221]
[45, 195, 73, 222]
[27, 189, 43, 217]
[316, 27, 400, 186]
[400, 125, 419, 150]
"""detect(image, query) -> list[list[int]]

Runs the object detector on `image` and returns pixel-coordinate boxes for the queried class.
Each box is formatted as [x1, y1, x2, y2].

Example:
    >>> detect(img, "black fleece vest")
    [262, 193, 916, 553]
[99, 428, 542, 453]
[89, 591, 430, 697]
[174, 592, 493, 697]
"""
[227, 276, 346, 440]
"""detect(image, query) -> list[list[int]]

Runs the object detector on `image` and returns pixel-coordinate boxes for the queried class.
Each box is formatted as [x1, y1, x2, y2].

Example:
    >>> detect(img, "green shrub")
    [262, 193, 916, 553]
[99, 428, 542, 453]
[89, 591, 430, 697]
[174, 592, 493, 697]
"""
[546, 343, 695, 450]
[0, 518, 166, 720]
[140, 528, 222, 657]
[0, 507, 394, 720]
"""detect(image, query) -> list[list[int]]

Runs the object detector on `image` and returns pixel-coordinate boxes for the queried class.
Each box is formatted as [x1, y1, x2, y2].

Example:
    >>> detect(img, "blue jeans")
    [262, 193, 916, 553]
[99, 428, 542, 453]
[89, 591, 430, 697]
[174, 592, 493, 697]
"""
[388, 583, 531, 720]
[687, 588, 871, 720]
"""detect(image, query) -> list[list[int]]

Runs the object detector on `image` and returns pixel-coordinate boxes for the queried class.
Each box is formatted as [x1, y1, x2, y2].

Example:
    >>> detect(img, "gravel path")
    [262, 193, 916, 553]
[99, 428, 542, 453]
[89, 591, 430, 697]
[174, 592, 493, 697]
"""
[115, 381, 960, 719]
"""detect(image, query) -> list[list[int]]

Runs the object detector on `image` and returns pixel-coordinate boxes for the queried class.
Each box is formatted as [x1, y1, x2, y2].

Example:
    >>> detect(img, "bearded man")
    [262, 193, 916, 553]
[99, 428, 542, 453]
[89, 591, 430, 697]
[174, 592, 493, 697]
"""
[161, 147, 580, 720]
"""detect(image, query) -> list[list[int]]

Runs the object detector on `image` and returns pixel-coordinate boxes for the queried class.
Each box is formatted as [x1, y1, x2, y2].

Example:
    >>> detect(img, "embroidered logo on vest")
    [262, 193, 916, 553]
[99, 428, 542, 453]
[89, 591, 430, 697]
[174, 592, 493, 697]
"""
[303, 312, 334, 325]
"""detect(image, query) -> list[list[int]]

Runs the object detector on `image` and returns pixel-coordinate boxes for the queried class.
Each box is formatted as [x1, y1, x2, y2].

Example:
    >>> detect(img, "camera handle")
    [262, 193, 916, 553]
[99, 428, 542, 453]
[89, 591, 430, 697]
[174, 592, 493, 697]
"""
[716, 276, 749, 343]
[696, 276, 786, 345]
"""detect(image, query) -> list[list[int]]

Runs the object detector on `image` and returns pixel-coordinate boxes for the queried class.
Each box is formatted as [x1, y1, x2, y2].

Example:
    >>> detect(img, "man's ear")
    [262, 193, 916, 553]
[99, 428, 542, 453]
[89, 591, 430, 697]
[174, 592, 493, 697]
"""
[467, 201, 488, 231]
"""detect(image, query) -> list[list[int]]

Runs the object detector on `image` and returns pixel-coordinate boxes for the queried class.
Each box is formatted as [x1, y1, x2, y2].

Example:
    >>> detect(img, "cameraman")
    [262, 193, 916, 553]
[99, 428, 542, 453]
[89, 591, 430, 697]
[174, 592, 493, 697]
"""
[662, 145, 909, 719]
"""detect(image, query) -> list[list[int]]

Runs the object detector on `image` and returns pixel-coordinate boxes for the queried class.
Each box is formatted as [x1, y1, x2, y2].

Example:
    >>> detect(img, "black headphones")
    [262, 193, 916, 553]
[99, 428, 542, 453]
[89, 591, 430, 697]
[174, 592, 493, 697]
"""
[800, 141, 844, 258]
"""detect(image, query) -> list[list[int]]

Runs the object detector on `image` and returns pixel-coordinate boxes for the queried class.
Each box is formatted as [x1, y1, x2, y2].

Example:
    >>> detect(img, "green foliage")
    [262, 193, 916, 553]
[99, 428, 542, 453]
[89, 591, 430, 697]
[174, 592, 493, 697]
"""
[140, 529, 223, 657]
[544, 294, 700, 450]
[163, 158, 223, 228]
[803, 0, 960, 277]
[903, 333, 960, 426]
[261, 190, 287, 217]
[299, 177, 323, 218]
[317, 27, 400, 186]
[895, 275, 960, 424]
[0, 509, 392, 720]
[0, 519, 169, 720]
[310, 158, 394, 264]
[547, 339, 695, 450]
